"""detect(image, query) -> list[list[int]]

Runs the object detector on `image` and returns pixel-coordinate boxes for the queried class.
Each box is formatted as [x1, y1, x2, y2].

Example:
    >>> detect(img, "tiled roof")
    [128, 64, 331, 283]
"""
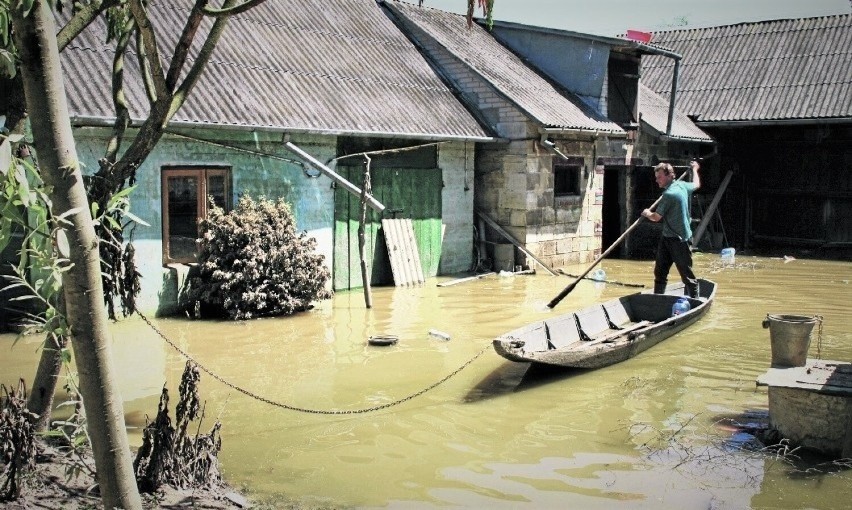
[642, 14, 852, 123]
[60, 0, 492, 140]
[639, 83, 713, 142]
[385, 1, 625, 134]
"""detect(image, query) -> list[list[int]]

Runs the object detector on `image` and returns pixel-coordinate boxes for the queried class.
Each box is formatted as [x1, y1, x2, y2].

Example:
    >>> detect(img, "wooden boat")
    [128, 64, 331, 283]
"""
[492, 279, 717, 369]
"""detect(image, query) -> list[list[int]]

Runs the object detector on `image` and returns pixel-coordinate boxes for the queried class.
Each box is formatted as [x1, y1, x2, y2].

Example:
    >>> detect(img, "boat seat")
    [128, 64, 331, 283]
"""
[602, 300, 633, 328]
[519, 324, 549, 352]
[574, 307, 612, 339]
[544, 315, 582, 349]
[584, 320, 651, 346]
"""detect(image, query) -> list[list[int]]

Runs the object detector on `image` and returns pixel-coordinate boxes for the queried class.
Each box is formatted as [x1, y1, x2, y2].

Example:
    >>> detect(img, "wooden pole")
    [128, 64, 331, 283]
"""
[359, 156, 373, 309]
[475, 209, 557, 276]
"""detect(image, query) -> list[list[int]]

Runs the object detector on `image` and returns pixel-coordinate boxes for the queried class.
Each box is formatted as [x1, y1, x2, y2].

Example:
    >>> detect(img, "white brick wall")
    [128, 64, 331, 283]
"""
[439, 141, 476, 274]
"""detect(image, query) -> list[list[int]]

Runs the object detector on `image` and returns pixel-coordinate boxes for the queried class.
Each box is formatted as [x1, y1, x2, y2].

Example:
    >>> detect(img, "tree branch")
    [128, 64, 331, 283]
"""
[56, 0, 116, 52]
[201, 0, 270, 17]
[128, 0, 167, 101]
[104, 17, 134, 165]
[165, 0, 207, 92]
[171, 0, 236, 116]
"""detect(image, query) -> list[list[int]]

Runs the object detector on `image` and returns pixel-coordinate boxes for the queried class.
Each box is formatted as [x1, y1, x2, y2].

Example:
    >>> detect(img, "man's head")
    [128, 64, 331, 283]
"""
[653, 162, 675, 188]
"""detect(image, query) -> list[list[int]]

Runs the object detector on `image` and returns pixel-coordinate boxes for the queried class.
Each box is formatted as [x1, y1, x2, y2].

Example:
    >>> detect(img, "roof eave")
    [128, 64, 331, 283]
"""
[68, 115, 501, 143]
[696, 118, 852, 128]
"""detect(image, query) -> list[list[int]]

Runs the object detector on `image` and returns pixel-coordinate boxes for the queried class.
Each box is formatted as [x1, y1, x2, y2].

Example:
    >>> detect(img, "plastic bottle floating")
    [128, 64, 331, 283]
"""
[591, 268, 606, 282]
[672, 298, 692, 316]
[428, 329, 451, 341]
[720, 247, 736, 264]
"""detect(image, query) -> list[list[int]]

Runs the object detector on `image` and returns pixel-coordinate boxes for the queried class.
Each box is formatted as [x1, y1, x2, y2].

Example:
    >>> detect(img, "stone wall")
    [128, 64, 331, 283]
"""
[768, 386, 852, 457]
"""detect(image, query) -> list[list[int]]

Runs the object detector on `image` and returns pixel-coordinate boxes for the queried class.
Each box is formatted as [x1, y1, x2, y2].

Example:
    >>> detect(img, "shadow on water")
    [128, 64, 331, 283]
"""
[463, 360, 590, 402]
[709, 408, 852, 479]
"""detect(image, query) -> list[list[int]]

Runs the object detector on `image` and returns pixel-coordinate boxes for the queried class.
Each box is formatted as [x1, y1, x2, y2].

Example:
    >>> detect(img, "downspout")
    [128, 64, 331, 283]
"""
[627, 41, 683, 138]
[666, 55, 681, 136]
[538, 134, 570, 160]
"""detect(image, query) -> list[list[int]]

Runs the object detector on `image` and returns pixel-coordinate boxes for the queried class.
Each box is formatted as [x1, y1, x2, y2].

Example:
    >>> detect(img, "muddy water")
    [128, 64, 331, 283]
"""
[1, 254, 851, 509]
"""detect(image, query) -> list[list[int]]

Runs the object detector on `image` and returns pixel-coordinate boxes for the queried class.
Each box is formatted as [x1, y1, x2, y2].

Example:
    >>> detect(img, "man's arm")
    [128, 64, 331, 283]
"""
[691, 160, 701, 190]
[642, 209, 661, 222]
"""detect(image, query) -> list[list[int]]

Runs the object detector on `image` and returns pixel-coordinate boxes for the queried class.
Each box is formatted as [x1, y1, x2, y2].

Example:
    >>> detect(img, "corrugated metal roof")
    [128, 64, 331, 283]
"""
[59, 0, 492, 140]
[385, 1, 624, 134]
[642, 14, 852, 123]
[639, 83, 713, 142]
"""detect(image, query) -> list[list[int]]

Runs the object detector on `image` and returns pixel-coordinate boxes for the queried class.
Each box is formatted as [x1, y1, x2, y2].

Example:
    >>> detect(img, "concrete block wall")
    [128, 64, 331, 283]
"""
[438, 141, 476, 274]
[395, 15, 609, 270]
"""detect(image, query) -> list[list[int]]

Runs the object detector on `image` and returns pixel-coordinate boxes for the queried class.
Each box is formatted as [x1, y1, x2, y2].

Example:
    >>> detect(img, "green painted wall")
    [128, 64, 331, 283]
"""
[333, 166, 442, 290]
[72, 127, 336, 315]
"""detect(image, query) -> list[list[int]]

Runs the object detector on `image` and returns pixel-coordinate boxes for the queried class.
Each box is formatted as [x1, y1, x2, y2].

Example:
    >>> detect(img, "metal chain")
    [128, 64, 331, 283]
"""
[137, 311, 490, 414]
[815, 314, 824, 359]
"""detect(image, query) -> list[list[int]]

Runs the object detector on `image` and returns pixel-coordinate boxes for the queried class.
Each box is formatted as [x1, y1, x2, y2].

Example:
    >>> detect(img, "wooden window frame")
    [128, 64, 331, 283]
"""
[161, 166, 230, 265]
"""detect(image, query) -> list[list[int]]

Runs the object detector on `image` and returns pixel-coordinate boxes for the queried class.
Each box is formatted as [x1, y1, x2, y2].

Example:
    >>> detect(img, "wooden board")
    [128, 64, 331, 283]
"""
[756, 360, 852, 396]
[382, 218, 425, 287]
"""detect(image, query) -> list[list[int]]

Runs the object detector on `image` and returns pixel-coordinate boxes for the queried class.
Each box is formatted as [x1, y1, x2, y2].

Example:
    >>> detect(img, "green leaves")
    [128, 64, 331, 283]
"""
[0, 136, 72, 336]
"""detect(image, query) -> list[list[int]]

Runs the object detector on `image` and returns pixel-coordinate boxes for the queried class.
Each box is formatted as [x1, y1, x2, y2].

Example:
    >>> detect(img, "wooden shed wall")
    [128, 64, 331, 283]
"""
[708, 124, 852, 258]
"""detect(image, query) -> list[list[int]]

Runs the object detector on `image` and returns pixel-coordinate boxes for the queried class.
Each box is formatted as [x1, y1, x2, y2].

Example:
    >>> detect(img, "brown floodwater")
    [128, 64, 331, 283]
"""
[2, 254, 851, 509]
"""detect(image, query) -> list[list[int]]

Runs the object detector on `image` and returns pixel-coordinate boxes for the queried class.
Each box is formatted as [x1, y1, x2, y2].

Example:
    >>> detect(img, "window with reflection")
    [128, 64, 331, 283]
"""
[162, 167, 230, 264]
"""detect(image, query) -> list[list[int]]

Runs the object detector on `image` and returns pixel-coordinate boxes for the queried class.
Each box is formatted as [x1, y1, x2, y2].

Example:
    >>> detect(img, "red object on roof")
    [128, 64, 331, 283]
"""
[626, 30, 653, 43]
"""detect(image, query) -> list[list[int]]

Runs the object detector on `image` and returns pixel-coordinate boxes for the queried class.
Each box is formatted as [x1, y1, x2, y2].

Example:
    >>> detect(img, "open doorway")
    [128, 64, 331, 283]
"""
[602, 165, 627, 256]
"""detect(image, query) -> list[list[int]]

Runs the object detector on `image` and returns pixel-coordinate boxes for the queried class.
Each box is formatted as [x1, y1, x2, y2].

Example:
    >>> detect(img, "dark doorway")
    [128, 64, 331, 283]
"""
[602, 166, 626, 255]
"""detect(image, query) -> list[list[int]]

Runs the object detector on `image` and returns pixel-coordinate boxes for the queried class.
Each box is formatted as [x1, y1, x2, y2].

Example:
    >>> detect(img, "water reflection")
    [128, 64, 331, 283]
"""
[1, 255, 850, 508]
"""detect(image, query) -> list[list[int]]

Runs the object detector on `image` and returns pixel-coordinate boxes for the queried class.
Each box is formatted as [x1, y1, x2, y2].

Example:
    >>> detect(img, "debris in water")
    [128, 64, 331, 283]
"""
[428, 329, 451, 341]
[368, 335, 399, 346]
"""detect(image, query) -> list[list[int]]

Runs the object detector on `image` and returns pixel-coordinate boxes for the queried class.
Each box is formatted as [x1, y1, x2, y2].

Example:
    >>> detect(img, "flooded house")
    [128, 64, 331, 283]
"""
[29, 0, 497, 316]
[385, 1, 713, 269]
[642, 13, 852, 259]
[2, 0, 713, 323]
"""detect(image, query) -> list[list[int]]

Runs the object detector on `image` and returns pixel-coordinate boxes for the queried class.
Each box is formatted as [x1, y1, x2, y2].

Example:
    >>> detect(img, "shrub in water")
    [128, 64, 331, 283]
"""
[188, 195, 332, 320]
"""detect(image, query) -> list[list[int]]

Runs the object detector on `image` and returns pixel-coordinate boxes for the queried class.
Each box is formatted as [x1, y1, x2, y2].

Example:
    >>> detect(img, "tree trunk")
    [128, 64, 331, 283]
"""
[12, 2, 143, 509]
[26, 331, 67, 432]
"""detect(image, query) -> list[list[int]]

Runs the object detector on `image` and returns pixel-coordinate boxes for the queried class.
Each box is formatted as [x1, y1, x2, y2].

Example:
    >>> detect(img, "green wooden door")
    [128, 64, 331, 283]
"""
[333, 166, 442, 290]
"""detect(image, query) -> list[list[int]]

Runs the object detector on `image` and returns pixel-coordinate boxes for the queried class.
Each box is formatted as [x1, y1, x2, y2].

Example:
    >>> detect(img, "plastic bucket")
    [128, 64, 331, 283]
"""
[762, 314, 818, 367]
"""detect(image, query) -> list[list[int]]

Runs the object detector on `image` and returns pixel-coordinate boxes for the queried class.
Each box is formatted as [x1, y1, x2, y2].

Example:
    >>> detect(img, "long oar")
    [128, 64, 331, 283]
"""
[547, 170, 690, 309]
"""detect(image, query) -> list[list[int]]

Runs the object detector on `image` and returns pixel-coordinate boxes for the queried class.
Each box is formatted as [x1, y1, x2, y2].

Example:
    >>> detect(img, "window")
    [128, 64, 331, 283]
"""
[162, 167, 230, 264]
[554, 163, 582, 197]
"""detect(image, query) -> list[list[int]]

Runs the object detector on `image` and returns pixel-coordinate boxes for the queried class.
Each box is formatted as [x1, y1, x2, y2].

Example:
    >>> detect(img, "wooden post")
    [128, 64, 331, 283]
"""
[475, 209, 557, 276]
[692, 169, 733, 247]
[477, 217, 486, 269]
[359, 156, 373, 309]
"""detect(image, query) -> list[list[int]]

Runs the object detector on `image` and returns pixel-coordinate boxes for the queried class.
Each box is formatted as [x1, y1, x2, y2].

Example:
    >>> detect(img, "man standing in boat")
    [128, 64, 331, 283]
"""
[641, 160, 701, 298]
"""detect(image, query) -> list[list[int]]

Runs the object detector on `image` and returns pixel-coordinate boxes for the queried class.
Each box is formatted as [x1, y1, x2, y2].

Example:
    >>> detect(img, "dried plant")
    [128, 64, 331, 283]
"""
[133, 362, 223, 493]
[0, 380, 37, 501]
[187, 195, 332, 320]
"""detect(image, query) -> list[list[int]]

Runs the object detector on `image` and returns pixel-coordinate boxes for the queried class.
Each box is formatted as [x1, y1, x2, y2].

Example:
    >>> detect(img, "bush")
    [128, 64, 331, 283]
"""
[188, 195, 332, 320]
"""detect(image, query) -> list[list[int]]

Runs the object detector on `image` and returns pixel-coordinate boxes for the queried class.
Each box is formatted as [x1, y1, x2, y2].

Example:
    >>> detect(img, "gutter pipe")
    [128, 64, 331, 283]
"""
[282, 138, 385, 213]
[666, 57, 681, 136]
